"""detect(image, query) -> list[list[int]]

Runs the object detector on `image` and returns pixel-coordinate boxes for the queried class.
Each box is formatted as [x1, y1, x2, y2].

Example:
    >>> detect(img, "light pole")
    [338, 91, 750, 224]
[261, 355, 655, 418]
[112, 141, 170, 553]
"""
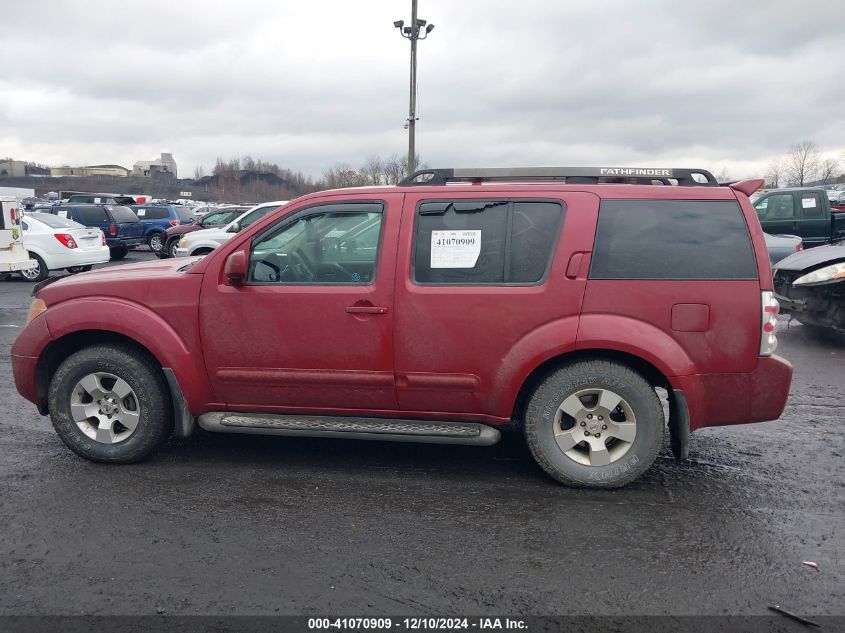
[394, 0, 434, 175]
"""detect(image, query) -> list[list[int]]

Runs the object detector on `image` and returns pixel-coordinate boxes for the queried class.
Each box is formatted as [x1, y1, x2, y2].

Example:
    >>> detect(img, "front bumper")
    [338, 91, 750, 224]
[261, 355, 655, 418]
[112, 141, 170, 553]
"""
[674, 355, 793, 431]
[0, 259, 37, 272]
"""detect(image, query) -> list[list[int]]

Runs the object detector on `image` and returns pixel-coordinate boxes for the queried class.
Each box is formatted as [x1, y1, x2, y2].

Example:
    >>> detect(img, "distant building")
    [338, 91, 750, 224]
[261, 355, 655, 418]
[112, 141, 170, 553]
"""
[133, 153, 177, 178]
[50, 164, 130, 177]
[0, 160, 26, 178]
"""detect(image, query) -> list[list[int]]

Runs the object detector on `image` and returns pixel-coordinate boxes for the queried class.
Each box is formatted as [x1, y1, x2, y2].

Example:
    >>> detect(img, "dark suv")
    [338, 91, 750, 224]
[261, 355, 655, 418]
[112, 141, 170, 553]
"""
[50, 204, 143, 259]
[12, 167, 792, 488]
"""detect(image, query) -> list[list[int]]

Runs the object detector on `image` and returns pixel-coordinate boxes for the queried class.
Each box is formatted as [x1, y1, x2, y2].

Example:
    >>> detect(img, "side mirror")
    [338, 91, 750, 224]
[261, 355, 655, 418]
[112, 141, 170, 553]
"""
[227, 222, 240, 233]
[224, 251, 247, 286]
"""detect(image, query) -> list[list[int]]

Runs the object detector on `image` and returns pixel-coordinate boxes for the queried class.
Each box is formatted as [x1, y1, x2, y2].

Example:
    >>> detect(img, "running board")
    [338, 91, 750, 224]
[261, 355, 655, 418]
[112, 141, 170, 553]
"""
[197, 412, 500, 446]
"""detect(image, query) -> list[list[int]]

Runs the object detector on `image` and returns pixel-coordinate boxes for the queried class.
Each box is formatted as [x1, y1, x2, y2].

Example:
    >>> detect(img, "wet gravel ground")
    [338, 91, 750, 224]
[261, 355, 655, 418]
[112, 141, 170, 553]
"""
[0, 250, 842, 618]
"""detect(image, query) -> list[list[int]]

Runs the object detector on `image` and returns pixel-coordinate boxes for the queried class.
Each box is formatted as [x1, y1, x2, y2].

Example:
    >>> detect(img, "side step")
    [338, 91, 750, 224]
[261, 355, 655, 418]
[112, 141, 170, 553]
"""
[197, 412, 500, 446]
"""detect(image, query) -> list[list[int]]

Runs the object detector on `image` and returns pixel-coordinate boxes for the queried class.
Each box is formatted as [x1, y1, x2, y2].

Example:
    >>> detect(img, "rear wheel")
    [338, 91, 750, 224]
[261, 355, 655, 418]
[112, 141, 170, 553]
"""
[48, 345, 173, 463]
[524, 360, 664, 488]
[19, 252, 49, 282]
[148, 232, 164, 253]
[110, 246, 128, 260]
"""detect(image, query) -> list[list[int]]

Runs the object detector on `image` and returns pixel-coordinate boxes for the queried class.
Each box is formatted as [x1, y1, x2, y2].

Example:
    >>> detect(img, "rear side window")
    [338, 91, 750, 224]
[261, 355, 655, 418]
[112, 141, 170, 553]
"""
[590, 200, 757, 280]
[135, 207, 170, 220]
[414, 199, 563, 284]
[75, 207, 109, 224]
[108, 206, 139, 223]
[800, 192, 822, 216]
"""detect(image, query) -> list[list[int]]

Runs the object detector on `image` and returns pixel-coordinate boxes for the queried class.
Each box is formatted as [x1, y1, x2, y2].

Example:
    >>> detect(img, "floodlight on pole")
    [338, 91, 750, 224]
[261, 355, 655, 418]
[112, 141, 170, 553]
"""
[394, 0, 434, 175]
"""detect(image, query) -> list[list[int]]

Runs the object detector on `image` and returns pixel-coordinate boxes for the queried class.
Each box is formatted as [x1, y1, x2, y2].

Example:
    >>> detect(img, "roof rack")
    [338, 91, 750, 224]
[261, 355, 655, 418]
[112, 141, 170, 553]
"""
[399, 167, 719, 187]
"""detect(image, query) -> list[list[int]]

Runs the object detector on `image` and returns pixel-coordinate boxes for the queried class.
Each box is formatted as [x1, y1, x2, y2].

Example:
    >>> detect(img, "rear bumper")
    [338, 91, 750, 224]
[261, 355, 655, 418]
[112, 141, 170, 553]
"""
[0, 258, 37, 272]
[107, 238, 143, 248]
[674, 355, 793, 431]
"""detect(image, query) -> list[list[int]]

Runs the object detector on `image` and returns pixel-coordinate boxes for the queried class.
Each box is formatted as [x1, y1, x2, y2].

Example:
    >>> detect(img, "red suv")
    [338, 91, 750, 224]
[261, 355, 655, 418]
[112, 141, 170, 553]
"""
[11, 167, 792, 488]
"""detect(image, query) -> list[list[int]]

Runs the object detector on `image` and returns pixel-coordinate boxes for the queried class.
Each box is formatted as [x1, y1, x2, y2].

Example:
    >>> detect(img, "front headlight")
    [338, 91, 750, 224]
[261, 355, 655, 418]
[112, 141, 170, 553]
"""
[178, 237, 188, 248]
[793, 262, 845, 286]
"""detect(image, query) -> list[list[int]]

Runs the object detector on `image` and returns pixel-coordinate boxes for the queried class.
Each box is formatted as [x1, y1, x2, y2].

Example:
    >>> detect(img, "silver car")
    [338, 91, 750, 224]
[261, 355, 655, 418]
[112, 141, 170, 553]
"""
[764, 233, 802, 265]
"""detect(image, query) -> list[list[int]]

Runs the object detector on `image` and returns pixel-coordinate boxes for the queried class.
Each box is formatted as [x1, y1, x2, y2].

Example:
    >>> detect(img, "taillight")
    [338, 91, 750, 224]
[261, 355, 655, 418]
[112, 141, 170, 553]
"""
[10, 207, 16, 222]
[169, 220, 179, 226]
[100, 232, 106, 245]
[109, 224, 117, 236]
[54, 233, 78, 249]
[796, 242, 803, 252]
[760, 291, 779, 356]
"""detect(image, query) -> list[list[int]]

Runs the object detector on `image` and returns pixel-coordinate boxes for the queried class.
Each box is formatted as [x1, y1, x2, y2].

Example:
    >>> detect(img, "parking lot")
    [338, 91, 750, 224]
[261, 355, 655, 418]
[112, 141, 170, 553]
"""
[0, 249, 843, 618]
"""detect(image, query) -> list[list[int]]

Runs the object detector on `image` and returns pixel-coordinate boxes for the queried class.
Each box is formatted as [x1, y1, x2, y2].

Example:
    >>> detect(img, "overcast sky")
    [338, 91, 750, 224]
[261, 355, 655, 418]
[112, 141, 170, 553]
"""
[3, 0, 844, 179]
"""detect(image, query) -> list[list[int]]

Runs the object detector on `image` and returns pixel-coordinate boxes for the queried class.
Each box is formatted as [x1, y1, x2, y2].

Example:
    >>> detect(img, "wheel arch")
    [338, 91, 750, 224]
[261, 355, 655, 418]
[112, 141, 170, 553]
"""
[36, 298, 212, 416]
[511, 348, 672, 422]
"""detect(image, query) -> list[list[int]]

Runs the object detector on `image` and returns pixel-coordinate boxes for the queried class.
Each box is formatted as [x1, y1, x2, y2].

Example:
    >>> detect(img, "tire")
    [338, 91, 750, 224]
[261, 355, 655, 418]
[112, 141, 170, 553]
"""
[147, 232, 164, 253]
[110, 246, 128, 260]
[48, 344, 174, 463]
[18, 252, 49, 282]
[192, 248, 213, 257]
[66, 265, 93, 274]
[524, 360, 664, 488]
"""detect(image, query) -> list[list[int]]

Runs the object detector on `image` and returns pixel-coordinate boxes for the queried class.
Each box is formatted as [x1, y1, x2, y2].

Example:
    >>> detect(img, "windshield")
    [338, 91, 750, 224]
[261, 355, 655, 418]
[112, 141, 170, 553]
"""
[174, 206, 194, 221]
[108, 206, 140, 223]
[30, 212, 86, 229]
[239, 204, 281, 229]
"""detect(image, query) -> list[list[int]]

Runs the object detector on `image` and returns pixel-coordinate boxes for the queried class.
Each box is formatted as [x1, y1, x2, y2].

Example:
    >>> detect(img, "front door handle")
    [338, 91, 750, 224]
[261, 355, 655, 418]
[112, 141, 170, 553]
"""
[346, 305, 388, 315]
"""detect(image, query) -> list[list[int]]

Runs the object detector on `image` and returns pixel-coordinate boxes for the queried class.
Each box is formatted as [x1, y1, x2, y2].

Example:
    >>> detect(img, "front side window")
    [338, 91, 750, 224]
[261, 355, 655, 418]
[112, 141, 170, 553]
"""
[248, 203, 384, 284]
[590, 200, 757, 280]
[757, 193, 794, 220]
[413, 199, 563, 284]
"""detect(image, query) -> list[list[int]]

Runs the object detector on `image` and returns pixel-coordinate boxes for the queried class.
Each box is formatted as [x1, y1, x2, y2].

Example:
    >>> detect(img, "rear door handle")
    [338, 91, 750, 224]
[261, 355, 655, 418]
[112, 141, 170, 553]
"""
[345, 306, 389, 314]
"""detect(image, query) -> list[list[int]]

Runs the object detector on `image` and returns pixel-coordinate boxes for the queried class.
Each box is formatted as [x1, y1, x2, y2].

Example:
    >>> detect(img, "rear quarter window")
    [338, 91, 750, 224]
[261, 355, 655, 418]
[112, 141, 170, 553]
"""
[108, 206, 140, 223]
[590, 199, 758, 280]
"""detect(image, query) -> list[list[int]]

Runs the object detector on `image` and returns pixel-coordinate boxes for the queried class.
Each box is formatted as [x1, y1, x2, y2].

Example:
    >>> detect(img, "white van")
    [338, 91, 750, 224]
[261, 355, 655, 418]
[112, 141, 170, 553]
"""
[0, 197, 36, 275]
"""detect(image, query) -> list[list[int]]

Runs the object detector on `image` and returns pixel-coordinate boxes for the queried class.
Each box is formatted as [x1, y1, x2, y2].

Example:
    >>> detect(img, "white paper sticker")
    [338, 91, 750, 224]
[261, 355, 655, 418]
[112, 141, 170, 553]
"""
[802, 197, 817, 208]
[93, 197, 101, 204]
[136, 209, 146, 216]
[430, 230, 481, 268]
[58, 210, 68, 218]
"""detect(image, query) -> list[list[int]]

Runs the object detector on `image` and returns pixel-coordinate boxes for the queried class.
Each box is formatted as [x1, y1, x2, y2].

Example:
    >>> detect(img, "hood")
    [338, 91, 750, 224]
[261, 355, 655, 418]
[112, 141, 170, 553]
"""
[773, 242, 845, 272]
[166, 223, 201, 237]
[36, 257, 200, 304]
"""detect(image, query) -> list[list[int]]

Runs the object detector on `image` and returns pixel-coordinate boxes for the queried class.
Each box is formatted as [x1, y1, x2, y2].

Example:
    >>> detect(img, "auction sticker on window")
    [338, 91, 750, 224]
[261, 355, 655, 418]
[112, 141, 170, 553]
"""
[431, 230, 481, 268]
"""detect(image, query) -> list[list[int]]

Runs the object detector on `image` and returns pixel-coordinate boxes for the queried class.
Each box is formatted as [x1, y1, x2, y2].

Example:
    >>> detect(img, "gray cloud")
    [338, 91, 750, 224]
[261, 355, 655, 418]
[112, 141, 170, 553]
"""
[2, 0, 843, 178]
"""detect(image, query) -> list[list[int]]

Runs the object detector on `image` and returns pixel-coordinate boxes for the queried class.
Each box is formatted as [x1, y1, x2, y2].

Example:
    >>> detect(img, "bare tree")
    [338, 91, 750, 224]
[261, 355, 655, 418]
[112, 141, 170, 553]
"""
[785, 141, 820, 187]
[714, 166, 732, 183]
[360, 155, 384, 186]
[817, 158, 839, 185]
[764, 158, 783, 188]
[193, 165, 206, 180]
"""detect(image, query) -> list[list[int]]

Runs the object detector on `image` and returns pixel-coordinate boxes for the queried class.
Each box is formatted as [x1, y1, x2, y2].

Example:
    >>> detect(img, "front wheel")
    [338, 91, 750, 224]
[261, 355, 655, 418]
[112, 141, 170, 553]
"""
[19, 252, 49, 282]
[524, 360, 664, 488]
[66, 265, 93, 273]
[48, 345, 174, 463]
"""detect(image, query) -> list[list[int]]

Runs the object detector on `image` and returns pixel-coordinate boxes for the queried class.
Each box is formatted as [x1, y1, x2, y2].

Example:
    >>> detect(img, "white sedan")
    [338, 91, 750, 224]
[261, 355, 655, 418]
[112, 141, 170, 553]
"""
[19, 212, 110, 282]
[174, 200, 288, 257]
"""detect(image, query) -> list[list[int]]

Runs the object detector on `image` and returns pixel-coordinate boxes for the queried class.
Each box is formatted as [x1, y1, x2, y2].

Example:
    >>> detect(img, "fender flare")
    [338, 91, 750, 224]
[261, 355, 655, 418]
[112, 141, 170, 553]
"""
[575, 314, 695, 380]
[489, 316, 580, 416]
[43, 297, 212, 412]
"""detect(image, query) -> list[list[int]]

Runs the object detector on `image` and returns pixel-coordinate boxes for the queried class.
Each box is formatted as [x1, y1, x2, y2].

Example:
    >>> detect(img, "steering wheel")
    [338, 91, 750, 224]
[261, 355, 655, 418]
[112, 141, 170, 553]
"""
[289, 247, 316, 282]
